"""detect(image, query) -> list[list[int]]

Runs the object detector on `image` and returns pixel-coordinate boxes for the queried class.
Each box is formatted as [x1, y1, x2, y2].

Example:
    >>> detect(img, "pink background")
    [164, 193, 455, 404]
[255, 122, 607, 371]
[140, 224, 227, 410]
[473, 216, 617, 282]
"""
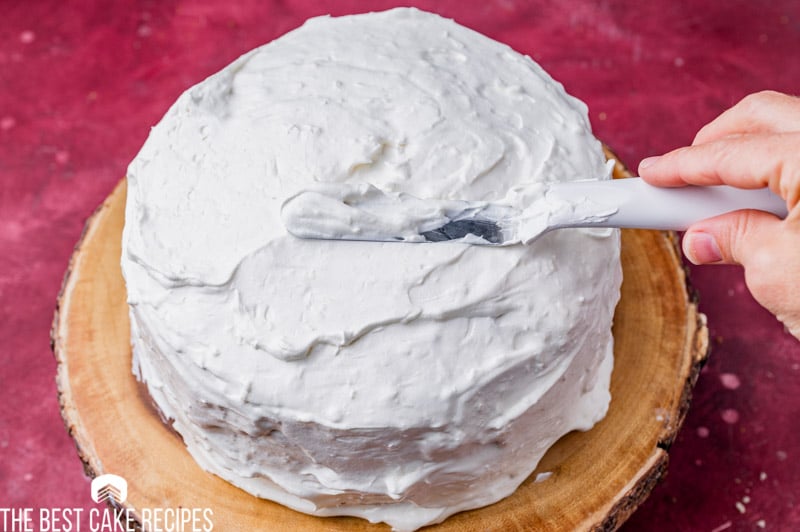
[2, 1, 799, 530]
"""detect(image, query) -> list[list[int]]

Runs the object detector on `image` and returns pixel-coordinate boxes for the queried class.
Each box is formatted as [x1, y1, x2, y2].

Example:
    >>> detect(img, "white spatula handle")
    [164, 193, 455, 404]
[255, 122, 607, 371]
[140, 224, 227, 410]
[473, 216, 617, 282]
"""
[548, 178, 789, 231]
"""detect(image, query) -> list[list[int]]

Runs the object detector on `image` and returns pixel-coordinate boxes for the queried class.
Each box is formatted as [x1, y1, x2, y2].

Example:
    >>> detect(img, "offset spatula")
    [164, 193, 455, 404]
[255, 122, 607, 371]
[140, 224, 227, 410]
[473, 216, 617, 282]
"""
[280, 178, 788, 246]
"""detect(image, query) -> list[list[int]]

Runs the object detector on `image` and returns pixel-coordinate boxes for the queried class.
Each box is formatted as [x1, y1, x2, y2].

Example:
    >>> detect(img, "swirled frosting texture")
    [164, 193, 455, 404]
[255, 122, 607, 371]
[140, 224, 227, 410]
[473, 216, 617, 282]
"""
[122, 8, 622, 531]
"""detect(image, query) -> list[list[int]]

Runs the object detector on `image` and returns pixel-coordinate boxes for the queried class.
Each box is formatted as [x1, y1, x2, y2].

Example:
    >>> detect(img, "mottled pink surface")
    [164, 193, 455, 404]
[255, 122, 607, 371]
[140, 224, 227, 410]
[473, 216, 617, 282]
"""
[1, 1, 799, 530]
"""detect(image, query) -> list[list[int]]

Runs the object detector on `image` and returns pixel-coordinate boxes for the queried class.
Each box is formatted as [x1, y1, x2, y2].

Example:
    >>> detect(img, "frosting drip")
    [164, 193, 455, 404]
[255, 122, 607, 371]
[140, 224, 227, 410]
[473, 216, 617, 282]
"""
[122, 8, 622, 531]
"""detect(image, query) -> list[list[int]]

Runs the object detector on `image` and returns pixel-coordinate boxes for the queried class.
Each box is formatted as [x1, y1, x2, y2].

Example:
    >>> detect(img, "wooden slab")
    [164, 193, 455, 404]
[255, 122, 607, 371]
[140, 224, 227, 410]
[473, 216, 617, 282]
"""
[52, 160, 708, 531]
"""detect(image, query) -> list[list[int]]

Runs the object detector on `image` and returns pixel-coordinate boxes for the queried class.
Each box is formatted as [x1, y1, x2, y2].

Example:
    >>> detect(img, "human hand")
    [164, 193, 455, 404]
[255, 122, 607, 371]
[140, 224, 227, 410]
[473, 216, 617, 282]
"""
[638, 90, 800, 339]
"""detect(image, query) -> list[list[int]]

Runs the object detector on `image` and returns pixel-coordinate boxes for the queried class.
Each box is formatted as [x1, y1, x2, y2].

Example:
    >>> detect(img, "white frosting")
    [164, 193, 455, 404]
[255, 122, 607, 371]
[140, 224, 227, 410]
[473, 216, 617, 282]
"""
[122, 8, 622, 531]
[279, 171, 619, 246]
[281, 182, 517, 244]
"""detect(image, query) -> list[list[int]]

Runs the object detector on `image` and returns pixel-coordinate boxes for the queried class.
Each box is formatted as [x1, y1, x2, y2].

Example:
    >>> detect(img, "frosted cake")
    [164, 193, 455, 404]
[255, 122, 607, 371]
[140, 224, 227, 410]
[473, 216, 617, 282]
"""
[121, 8, 622, 531]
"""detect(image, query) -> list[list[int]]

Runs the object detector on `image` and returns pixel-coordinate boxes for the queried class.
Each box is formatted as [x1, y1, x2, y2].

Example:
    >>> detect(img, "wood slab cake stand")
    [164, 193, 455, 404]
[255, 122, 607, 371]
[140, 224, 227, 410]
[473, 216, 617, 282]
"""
[52, 154, 709, 531]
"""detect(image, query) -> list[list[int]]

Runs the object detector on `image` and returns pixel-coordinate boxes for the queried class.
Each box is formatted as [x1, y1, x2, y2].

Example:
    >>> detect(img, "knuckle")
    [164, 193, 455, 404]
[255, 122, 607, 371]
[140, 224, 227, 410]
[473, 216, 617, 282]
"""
[780, 160, 800, 210]
[739, 90, 781, 109]
[727, 211, 764, 263]
[733, 90, 783, 123]
[737, 90, 799, 118]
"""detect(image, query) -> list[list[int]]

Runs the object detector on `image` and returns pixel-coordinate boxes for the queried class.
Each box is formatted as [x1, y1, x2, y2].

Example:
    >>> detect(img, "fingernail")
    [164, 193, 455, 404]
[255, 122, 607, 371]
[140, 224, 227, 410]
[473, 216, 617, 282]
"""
[639, 156, 661, 170]
[684, 232, 723, 264]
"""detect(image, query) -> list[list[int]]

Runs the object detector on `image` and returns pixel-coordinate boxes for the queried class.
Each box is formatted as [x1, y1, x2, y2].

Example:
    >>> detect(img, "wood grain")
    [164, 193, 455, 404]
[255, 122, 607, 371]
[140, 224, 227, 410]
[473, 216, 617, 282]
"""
[52, 158, 708, 531]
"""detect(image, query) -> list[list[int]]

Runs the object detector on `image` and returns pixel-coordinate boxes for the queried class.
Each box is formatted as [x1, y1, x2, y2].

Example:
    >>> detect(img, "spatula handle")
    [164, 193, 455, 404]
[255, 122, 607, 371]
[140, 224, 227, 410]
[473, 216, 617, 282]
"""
[549, 178, 789, 231]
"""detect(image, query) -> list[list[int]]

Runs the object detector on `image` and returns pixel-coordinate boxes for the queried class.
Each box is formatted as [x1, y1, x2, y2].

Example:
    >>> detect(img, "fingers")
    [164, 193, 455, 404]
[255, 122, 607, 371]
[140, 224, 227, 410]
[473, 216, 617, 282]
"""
[693, 91, 800, 145]
[638, 132, 800, 209]
[682, 209, 783, 266]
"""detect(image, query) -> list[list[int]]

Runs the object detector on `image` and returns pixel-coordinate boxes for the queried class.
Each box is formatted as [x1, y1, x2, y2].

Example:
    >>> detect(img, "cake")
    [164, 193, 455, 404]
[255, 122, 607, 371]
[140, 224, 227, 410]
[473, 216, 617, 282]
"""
[121, 8, 622, 531]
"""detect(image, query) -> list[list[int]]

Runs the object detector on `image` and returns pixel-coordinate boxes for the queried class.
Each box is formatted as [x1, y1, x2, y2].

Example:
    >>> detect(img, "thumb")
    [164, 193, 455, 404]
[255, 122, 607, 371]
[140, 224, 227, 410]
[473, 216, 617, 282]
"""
[681, 210, 784, 266]
[682, 209, 800, 337]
